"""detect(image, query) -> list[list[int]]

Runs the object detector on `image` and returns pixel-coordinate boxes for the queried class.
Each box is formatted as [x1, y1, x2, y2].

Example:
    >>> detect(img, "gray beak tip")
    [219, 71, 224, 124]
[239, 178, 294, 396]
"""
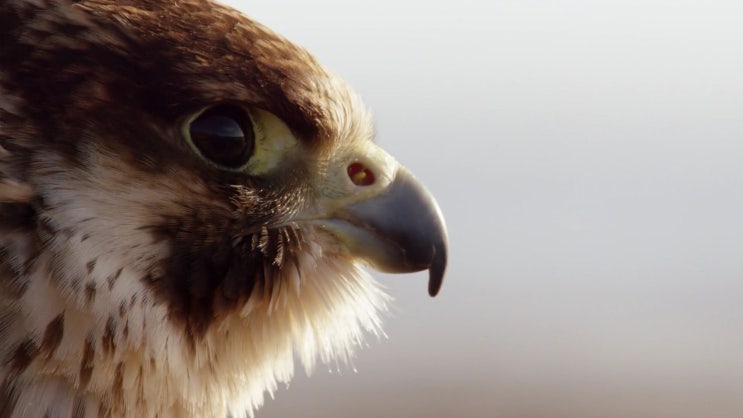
[428, 255, 446, 297]
[426, 220, 448, 297]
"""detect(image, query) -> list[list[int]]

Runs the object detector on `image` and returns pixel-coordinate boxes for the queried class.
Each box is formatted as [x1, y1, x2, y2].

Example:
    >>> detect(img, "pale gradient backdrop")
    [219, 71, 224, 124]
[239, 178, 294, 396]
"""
[220, 1, 743, 417]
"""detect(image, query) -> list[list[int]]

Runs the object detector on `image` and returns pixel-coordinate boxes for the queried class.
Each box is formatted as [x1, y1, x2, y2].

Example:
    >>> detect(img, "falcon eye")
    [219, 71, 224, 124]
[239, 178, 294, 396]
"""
[187, 105, 254, 169]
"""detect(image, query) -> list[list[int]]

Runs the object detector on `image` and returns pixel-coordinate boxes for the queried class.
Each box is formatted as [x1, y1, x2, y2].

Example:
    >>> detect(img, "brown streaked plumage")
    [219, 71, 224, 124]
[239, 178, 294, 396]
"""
[0, 0, 448, 417]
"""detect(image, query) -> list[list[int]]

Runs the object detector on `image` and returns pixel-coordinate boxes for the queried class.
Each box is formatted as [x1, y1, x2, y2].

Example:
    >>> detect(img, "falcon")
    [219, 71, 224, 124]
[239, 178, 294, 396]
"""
[0, 0, 448, 417]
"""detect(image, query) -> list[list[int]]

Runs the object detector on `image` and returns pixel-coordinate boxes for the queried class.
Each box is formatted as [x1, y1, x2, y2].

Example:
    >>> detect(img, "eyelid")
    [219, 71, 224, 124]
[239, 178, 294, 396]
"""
[243, 108, 299, 175]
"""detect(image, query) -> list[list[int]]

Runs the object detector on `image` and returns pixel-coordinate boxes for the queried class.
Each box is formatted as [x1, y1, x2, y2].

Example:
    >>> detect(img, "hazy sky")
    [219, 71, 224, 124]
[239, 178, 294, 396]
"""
[220, 1, 743, 417]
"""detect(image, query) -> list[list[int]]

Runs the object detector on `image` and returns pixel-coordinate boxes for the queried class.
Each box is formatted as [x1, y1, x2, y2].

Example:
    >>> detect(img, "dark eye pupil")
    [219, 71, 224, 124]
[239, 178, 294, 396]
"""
[189, 106, 254, 168]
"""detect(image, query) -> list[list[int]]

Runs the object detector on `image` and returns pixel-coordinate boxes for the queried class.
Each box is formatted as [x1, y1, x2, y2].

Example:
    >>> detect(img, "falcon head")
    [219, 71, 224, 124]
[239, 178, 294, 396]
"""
[0, 0, 448, 416]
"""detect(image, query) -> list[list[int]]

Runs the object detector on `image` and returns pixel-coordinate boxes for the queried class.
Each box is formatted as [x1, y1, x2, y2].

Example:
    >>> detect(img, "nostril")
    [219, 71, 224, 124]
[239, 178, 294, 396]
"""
[347, 162, 376, 186]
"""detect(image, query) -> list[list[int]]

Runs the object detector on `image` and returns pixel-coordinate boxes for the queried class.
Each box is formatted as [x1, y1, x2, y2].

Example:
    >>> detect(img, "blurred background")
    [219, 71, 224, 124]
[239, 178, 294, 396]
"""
[223, 1, 743, 417]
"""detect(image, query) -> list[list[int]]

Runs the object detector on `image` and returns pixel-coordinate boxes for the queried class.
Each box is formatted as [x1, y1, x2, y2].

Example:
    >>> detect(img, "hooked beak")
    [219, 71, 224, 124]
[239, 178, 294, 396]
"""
[319, 168, 449, 296]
